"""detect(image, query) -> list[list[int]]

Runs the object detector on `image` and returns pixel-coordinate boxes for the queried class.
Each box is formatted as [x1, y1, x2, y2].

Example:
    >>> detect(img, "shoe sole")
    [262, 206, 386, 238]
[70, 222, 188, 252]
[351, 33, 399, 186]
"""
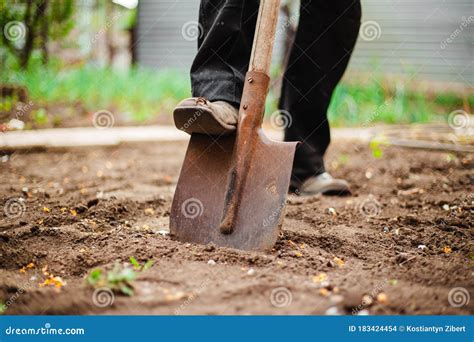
[173, 106, 236, 136]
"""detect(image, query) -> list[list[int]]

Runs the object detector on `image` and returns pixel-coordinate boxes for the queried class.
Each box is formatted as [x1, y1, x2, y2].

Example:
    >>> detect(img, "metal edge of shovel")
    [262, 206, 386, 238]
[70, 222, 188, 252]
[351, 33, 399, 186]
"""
[170, 0, 297, 251]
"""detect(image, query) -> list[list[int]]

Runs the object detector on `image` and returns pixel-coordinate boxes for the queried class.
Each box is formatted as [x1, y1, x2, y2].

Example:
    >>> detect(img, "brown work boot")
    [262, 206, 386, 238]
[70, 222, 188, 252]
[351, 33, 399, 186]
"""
[173, 97, 238, 135]
[297, 172, 351, 196]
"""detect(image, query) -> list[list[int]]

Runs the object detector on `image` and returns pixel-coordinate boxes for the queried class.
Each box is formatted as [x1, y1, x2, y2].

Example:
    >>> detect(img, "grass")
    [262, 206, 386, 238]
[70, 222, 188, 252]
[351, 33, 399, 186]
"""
[2, 62, 471, 127]
[3, 63, 191, 122]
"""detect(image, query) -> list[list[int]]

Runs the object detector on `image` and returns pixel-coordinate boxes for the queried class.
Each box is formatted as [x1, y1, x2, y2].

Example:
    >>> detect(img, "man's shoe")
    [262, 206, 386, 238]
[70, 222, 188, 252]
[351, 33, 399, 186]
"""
[298, 172, 351, 196]
[173, 97, 238, 135]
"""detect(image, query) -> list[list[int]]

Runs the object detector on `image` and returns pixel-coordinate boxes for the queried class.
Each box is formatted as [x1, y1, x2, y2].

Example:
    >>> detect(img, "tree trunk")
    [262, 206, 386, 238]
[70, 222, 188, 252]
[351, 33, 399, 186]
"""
[20, 0, 35, 69]
[40, 0, 50, 65]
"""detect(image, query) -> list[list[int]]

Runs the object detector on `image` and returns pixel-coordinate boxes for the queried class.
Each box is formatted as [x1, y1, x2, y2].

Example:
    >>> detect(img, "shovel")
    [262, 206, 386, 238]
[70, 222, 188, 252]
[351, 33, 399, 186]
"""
[170, 0, 297, 251]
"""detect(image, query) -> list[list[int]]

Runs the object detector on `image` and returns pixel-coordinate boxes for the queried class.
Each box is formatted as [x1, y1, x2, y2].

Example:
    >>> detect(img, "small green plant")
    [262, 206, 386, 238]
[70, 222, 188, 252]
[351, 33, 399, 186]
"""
[87, 263, 136, 296]
[87, 258, 154, 296]
[32, 108, 48, 125]
[369, 135, 389, 159]
[129, 256, 154, 271]
[0, 98, 15, 112]
[0, 302, 7, 314]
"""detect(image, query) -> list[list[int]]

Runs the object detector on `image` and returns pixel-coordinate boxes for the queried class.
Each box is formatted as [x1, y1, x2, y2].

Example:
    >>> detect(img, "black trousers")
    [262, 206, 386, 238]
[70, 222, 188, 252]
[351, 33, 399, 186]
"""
[191, 0, 361, 186]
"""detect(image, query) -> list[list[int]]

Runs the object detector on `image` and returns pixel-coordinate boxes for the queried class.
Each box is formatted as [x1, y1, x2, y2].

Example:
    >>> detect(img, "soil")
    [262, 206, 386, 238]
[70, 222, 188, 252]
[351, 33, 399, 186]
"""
[0, 139, 472, 315]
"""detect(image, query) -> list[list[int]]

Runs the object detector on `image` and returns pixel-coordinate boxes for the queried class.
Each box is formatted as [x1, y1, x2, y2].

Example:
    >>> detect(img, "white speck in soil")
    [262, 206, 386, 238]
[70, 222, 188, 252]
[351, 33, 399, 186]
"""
[325, 307, 341, 315]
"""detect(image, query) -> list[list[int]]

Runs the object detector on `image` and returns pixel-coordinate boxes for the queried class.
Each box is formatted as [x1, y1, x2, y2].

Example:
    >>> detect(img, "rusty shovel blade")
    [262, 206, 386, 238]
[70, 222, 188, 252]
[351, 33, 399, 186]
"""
[170, 131, 296, 251]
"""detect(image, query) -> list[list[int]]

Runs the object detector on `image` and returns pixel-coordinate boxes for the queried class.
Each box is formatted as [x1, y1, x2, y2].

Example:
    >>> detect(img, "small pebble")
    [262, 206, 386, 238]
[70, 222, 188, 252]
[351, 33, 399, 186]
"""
[329, 295, 344, 304]
[357, 309, 370, 316]
[376, 293, 388, 304]
[247, 268, 255, 275]
[207, 259, 216, 266]
[417, 244, 427, 250]
[320, 280, 330, 288]
[204, 244, 216, 252]
[156, 230, 169, 236]
[383, 226, 390, 233]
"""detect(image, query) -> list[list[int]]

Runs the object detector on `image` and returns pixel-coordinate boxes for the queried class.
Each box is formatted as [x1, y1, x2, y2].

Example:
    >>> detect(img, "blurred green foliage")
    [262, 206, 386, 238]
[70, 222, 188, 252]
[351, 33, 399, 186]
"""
[2, 57, 191, 121]
[2, 59, 471, 126]
[0, 0, 75, 68]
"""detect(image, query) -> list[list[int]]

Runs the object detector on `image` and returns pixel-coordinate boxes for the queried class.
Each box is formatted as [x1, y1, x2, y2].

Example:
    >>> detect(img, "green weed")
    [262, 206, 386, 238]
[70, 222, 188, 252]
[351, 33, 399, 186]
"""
[86, 258, 153, 296]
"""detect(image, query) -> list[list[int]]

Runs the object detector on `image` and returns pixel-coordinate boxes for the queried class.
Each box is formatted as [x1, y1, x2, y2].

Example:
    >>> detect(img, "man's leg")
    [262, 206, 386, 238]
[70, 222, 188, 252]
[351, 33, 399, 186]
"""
[191, 0, 259, 107]
[174, 0, 259, 135]
[280, 0, 361, 191]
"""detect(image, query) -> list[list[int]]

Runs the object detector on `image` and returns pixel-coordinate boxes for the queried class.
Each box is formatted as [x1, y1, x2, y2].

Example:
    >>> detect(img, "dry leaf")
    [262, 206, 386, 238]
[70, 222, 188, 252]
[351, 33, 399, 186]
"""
[40, 275, 66, 289]
[319, 288, 330, 297]
[376, 293, 388, 304]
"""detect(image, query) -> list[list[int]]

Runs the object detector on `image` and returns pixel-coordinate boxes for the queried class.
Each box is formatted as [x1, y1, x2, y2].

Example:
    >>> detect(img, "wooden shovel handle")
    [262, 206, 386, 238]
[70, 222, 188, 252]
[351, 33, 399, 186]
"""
[249, 0, 281, 74]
